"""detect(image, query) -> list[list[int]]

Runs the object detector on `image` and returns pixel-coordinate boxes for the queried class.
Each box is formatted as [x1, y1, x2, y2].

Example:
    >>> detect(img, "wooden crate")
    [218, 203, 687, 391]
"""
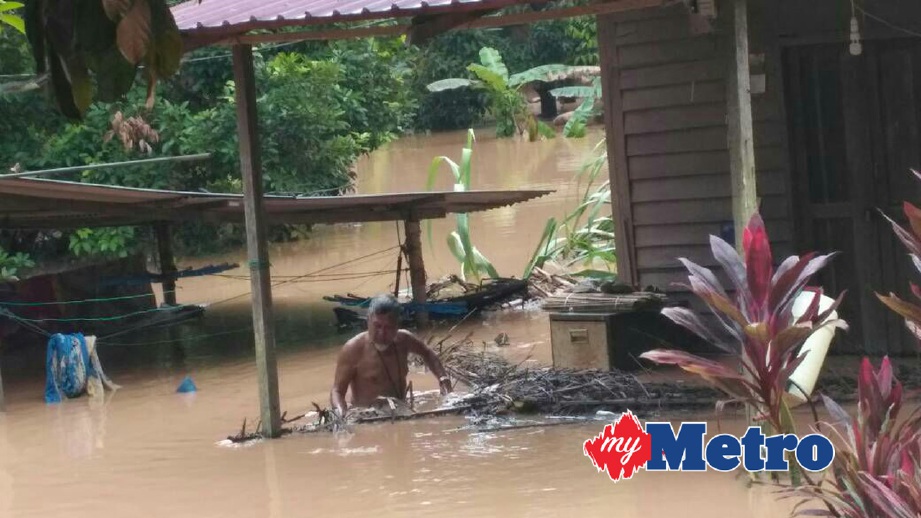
[549, 311, 711, 371]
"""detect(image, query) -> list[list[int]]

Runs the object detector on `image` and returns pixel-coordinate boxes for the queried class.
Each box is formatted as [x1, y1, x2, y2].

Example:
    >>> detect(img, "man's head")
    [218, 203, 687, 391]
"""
[367, 294, 402, 346]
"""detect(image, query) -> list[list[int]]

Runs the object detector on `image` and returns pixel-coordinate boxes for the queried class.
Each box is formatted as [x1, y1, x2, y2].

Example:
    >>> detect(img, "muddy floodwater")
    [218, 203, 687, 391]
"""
[0, 129, 801, 517]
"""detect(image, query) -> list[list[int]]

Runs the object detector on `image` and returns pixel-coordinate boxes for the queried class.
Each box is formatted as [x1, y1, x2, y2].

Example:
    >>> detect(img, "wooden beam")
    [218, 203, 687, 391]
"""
[219, 0, 667, 46]
[725, 0, 758, 251]
[403, 217, 429, 328]
[597, 14, 639, 286]
[406, 9, 502, 46]
[232, 44, 282, 438]
[232, 24, 407, 45]
[155, 222, 178, 307]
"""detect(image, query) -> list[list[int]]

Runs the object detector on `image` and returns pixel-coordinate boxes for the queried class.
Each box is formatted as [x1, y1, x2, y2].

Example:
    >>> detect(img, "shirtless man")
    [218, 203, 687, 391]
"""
[330, 295, 453, 416]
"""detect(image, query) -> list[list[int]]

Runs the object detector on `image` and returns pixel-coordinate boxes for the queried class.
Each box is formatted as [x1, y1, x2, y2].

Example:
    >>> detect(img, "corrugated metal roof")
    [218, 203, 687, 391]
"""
[0, 177, 551, 230]
[171, 0, 523, 34]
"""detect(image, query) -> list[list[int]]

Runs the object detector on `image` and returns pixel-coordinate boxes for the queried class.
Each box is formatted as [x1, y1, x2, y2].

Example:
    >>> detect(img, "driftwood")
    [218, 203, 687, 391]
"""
[541, 292, 666, 313]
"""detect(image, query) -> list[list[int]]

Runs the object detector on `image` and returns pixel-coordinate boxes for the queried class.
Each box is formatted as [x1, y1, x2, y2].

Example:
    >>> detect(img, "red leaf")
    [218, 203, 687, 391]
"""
[743, 213, 773, 315]
[904, 201, 921, 240]
[768, 255, 812, 316]
[877, 356, 894, 401]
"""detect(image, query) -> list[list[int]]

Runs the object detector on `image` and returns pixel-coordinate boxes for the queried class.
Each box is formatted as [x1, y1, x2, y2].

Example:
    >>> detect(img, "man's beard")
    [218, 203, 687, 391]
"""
[372, 340, 392, 352]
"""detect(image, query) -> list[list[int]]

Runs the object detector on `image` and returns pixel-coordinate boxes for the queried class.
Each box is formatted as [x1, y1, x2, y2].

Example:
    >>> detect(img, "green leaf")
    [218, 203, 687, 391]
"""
[509, 65, 599, 88]
[63, 54, 94, 114]
[524, 218, 559, 278]
[472, 246, 499, 279]
[537, 120, 556, 139]
[0, 2, 24, 13]
[426, 78, 476, 92]
[0, 12, 24, 33]
[478, 47, 508, 81]
[549, 86, 596, 98]
[467, 64, 507, 93]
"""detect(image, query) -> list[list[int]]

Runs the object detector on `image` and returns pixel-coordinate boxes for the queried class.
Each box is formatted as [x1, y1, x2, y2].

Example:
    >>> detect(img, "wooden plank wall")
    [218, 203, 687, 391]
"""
[599, 2, 793, 309]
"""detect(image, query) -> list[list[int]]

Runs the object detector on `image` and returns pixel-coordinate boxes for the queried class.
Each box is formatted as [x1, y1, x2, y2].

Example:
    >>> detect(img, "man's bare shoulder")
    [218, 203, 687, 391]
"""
[395, 329, 427, 350]
[339, 332, 368, 358]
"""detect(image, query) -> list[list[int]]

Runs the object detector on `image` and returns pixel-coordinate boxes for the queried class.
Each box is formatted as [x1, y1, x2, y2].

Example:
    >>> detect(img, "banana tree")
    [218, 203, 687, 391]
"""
[427, 47, 598, 140]
[426, 129, 500, 283]
[550, 76, 602, 138]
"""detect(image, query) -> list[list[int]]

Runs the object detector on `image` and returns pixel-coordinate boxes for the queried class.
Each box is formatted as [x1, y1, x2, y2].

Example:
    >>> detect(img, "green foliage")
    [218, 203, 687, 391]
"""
[22, 0, 182, 119]
[1, 29, 64, 166]
[68, 227, 136, 258]
[0, 1, 24, 34]
[551, 77, 602, 138]
[426, 129, 500, 283]
[427, 47, 579, 140]
[563, 16, 599, 66]
[525, 139, 615, 276]
[0, 247, 34, 280]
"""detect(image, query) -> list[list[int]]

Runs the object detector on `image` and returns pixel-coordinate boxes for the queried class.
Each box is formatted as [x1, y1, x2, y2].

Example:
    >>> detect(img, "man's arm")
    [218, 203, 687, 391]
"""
[401, 331, 453, 395]
[330, 339, 358, 416]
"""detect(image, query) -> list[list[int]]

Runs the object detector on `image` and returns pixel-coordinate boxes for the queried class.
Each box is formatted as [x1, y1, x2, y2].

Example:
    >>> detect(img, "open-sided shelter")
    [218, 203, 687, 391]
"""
[163, 0, 920, 436]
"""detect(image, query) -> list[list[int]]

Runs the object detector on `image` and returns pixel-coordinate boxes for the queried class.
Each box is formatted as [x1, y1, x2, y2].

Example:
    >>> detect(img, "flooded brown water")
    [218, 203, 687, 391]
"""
[0, 128, 802, 517]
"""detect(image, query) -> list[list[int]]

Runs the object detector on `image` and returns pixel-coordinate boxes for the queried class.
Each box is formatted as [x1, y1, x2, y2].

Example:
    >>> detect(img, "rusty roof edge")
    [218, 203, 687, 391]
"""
[170, 0, 535, 36]
[2, 177, 552, 202]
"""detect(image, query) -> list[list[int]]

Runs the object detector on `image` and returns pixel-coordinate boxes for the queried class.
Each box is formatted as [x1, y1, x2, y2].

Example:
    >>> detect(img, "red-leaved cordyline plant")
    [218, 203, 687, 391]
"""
[876, 169, 921, 351]
[791, 357, 921, 517]
[640, 213, 848, 440]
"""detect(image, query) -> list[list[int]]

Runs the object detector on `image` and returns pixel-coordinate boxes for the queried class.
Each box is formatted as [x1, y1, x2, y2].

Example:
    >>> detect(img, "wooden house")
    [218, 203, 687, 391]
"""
[598, 0, 921, 354]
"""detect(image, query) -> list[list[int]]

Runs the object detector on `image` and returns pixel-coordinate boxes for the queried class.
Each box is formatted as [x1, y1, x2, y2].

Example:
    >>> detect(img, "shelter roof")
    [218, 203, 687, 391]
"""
[170, 0, 667, 47]
[0, 177, 550, 230]
[172, 0, 520, 33]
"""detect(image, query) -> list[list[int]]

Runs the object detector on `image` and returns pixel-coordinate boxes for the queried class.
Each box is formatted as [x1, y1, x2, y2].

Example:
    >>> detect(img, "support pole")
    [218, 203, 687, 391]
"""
[232, 44, 281, 438]
[726, 0, 758, 251]
[403, 217, 429, 328]
[154, 222, 178, 306]
[393, 249, 403, 298]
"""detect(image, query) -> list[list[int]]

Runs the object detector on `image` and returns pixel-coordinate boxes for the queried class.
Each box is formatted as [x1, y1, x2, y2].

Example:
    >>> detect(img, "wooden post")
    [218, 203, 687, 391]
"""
[393, 250, 403, 298]
[725, 0, 758, 252]
[232, 44, 281, 438]
[403, 217, 429, 328]
[725, 0, 759, 429]
[154, 222, 178, 306]
[597, 14, 638, 286]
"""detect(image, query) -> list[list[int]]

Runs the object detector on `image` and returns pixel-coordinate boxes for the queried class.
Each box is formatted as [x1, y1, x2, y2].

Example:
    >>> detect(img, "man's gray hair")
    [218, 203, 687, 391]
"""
[368, 294, 403, 320]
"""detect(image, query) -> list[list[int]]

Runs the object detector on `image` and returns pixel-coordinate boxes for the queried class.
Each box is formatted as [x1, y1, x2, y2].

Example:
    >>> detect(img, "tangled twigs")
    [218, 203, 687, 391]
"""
[437, 335, 721, 416]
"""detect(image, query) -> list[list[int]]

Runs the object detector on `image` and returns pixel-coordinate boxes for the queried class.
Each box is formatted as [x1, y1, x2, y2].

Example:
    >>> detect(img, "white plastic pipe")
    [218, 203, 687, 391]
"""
[785, 291, 838, 406]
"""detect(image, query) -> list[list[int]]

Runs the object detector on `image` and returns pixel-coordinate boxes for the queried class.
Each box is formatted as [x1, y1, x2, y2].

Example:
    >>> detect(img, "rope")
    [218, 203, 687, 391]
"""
[854, 4, 921, 38]
[99, 325, 254, 348]
[209, 246, 399, 308]
[1, 306, 183, 323]
[0, 290, 178, 307]
[213, 269, 406, 281]
[0, 307, 51, 337]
